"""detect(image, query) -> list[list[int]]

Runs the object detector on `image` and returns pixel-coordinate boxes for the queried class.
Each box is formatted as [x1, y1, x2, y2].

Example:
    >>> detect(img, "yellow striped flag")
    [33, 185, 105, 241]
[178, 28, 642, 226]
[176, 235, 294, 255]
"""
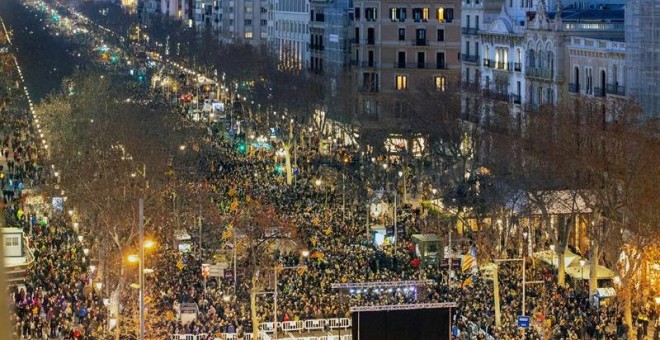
[462, 276, 474, 288]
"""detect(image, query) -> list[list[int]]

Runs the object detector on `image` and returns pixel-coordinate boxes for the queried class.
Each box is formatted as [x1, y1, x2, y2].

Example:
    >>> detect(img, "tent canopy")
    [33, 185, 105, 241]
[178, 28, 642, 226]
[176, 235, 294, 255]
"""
[565, 263, 616, 280]
[533, 249, 580, 269]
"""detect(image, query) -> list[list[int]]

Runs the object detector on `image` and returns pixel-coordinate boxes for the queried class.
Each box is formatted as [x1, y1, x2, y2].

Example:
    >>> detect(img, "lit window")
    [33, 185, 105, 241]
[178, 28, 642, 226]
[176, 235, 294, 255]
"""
[435, 76, 446, 91]
[422, 8, 429, 22]
[245, 32, 253, 39]
[437, 8, 444, 22]
[396, 75, 408, 90]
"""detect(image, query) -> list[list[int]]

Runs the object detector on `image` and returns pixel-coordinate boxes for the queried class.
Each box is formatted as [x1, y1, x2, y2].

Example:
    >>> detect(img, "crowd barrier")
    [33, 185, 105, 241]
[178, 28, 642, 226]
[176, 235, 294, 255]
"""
[172, 318, 352, 340]
[171, 334, 352, 340]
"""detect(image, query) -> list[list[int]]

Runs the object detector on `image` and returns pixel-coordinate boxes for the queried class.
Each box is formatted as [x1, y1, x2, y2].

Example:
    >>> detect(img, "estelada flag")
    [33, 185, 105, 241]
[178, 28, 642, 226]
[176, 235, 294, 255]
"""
[176, 259, 185, 270]
[462, 276, 474, 289]
[461, 245, 478, 273]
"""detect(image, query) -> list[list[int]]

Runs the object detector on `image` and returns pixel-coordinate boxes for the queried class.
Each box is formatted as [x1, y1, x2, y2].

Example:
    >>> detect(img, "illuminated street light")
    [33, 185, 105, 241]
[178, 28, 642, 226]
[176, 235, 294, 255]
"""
[128, 254, 139, 263]
[144, 240, 155, 249]
[301, 250, 310, 258]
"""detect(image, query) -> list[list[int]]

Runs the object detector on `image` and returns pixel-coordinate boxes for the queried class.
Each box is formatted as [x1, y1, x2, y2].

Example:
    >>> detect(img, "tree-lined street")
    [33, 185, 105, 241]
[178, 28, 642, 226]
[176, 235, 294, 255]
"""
[1, 0, 659, 339]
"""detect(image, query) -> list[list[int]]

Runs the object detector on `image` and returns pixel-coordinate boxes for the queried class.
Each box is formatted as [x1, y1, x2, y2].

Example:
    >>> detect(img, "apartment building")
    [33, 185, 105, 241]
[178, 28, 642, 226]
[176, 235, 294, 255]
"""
[567, 36, 625, 100]
[271, 0, 310, 70]
[221, 0, 270, 44]
[351, 0, 461, 121]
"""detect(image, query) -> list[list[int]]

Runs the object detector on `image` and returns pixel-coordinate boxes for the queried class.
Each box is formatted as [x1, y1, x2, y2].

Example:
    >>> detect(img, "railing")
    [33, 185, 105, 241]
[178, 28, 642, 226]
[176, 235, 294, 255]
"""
[171, 319, 352, 340]
[483, 58, 493, 68]
[494, 61, 508, 71]
[568, 83, 579, 93]
[412, 39, 427, 46]
[484, 90, 509, 102]
[510, 93, 521, 104]
[606, 83, 625, 96]
[461, 27, 479, 35]
[593, 87, 606, 97]
[392, 62, 437, 69]
[461, 81, 481, 93]
[526, 67, 553, 80]
[360, 61, 376, 68]
[461, 54, 479, 63]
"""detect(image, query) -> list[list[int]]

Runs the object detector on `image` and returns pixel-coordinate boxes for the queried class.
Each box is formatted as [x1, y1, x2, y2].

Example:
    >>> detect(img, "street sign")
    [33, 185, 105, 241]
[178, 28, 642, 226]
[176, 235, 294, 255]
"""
[517, 315, 530, 328]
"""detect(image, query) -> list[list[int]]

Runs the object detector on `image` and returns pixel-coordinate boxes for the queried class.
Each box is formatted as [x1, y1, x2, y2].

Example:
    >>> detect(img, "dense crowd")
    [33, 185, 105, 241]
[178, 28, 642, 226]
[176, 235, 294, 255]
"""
[5, 3, 659, 339]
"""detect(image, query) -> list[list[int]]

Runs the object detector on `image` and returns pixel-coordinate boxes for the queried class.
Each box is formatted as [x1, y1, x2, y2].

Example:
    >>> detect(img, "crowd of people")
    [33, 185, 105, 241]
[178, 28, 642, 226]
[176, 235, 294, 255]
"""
[5, 3, 658, 339]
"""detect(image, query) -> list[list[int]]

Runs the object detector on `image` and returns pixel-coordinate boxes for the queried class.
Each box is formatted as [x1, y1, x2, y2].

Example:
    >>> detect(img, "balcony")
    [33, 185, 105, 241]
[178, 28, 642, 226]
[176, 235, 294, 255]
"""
[413, 39, 427, 46]
[512, 62, 522, 72]
[568, 83, 579, 93]
[483, 59, 493, 68]
[593, 87, 606, 97]
[526, 67, 553, 80]
[484, 90, 510, 102]
[510, 93, 521, 104]
[361, 61, 377, 68]
[392, 62, 436, 69]
[360, 86, 379, 93]
[436, 62, 446, 69]
[494, 61, 509, 71]
[461, 27, 479, 35]
[606, 83, 625, 96]
[308, 44, 325, 51]
[461, 81, 481, 93]
[461, 54, 479, 63]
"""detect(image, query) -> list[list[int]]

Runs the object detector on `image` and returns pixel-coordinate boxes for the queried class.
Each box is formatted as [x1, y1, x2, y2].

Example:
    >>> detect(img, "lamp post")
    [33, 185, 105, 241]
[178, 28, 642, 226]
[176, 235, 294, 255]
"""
[127, 200, 154, 340]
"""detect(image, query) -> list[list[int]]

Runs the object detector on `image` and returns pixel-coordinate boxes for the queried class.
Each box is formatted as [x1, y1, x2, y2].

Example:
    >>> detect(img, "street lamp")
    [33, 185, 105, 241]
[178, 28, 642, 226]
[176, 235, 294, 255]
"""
[127, 235, 155, 340]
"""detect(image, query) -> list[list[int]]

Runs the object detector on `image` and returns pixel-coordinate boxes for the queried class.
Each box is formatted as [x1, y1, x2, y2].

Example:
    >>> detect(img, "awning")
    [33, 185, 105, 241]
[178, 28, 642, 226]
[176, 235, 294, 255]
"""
[565, 263, 616, 280]
[533, 249, 580, 269]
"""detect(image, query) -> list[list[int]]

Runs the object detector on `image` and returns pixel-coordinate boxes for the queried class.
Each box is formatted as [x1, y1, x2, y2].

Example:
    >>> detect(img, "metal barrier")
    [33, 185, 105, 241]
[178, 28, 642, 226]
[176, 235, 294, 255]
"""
[304, 319, 326, 331]
[281, 320, 305, 332]
[172, 318, 353, 339]
[328, 318, 351, 329]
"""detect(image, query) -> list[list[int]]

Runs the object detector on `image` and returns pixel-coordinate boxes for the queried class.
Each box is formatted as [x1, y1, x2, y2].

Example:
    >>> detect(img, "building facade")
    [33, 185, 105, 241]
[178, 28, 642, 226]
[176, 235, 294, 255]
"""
[460, 0, 625, 123]
[567, 36, 625, 100]
[351, 0, 461, 121]
[221, 0, 270, 44]
[271, 0, 310, 70]
[625, 0, 660, 119]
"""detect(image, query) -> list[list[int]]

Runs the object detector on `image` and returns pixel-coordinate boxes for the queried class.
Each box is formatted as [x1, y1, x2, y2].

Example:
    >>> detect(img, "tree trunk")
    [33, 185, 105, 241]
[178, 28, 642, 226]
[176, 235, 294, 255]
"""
[589, 241, 599, 299]
[624, 283, 633, 339]
[284, 144, 293, 185]
[557, 250, 566, 287]
[250, 274, 259, 340]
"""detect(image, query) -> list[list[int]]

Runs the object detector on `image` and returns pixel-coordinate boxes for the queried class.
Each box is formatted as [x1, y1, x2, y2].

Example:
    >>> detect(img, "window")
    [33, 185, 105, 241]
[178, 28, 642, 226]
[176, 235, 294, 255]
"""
[394, 100, 405, 118]
[245, 19, 252, 26]
[5, 236, 19, 247]
[391, 8, 406, 21]
[417, 52, 425, 68]
[437, 29, 444, 41]
[245, 5, 253, 13]
[436, 52, 445, 69]
[398, 28, 405, 41]
[398, 51, 406, 68]
[446, 8, 454, 23]
[437, 8, 444, 22]
[365, 8, 377, 21]
[355, 8, 360, 20]
[245, 31, 253, 39]
[422, 8, 429, 22]
[261, 19, 267, 26]
[435, 76, 446, 91]
[396, 75, 408, 90]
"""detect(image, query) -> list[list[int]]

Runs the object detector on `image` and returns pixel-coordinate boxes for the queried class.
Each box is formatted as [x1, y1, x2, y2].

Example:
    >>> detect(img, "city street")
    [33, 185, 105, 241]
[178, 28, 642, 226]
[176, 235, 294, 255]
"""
[1, 0, 659, 339]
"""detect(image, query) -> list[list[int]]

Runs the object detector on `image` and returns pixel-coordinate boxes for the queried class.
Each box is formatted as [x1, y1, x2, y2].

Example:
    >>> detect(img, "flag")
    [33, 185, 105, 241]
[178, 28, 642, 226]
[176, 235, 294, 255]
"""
[462, 276, 473, 288]
[461, 245, 478, 273]
[176, 259, 185, 270]
[297, 266, 307, 275]
[228, 187, 237, 197]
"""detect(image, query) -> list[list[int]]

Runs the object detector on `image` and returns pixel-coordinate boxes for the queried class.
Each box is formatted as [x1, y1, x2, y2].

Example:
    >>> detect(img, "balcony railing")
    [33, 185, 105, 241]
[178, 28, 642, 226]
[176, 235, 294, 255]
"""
[568, 83, 579, 93]
[461, 81, 481, 93]
[461, 54, 479, 63]
[510, 93, 521, 104]
[436, 62, 446, 69]
[461, 27, 479, 35]
[361, 61, 377, 68]
[483, 59, 493, 68]
[606, 83, 625, 96]
[593, 87, 606, 97]
[484, 90, 509, 102]
[392, 62, 436, 69]
[512, 62, 522, 72]
[526, 67, 553, 80]
[494, 61, 509, 71]
[413, 39, 427, 46]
